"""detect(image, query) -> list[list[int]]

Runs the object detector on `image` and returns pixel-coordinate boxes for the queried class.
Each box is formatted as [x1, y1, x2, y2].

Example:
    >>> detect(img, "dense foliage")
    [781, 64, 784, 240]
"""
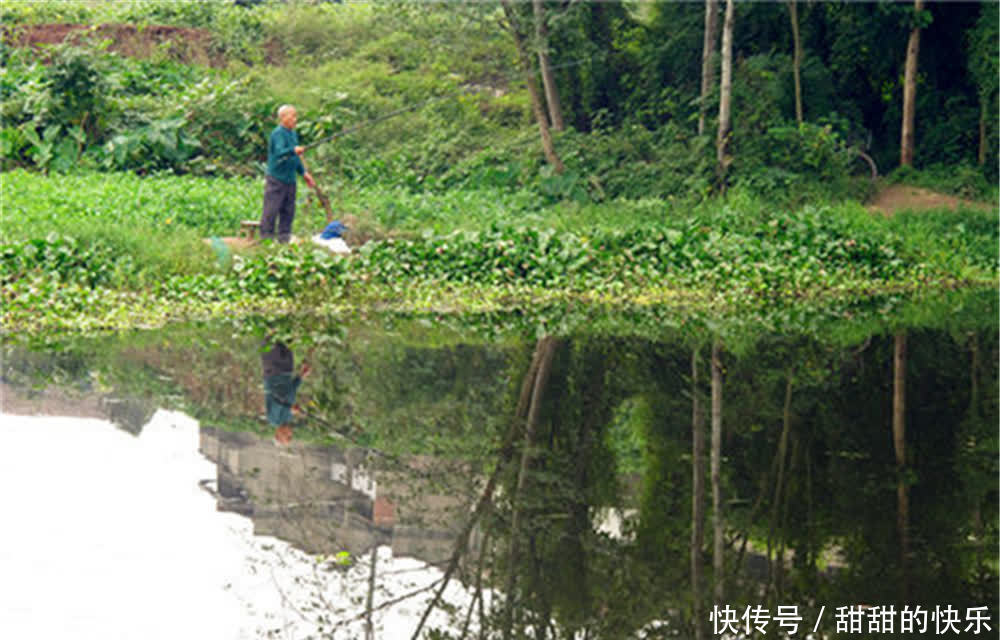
[3, 303, 997, 636]
[1, 4, 997, 636]
[2, 0, 997, 201]
[0, 1, 997, 333]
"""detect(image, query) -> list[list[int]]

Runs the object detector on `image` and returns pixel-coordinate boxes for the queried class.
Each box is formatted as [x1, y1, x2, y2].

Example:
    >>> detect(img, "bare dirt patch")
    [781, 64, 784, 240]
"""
[867, 184, 994, 216]
[8, 22, 222, 66]
[205, 236, 259, 252]
[6, 23, 285, 67]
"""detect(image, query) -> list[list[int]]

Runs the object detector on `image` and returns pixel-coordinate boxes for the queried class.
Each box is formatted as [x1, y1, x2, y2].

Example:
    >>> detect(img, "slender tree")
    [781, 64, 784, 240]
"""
[767, 373, 794, 598]
[365, 541, 377, 640]
[967, 3, 998, 167]
[711, 340, 724, 602]
[788, 0, 803, 125]
[533, 0, 564, 131]
[691, 349, 706, 640]
[698, 0, 719, 136]
[900, 0, 925, 166]
[410, 336, 556, 640]
[716, 0, 735, 188]
[892, 332, 909, 600]
[977, 96, 987, 167]
[502, 335, 559, 640]
[501, 0, 565, 174]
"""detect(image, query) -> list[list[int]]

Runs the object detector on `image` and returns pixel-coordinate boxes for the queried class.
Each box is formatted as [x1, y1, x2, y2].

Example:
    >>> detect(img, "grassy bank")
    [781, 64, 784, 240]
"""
[2, 170, 996, 334]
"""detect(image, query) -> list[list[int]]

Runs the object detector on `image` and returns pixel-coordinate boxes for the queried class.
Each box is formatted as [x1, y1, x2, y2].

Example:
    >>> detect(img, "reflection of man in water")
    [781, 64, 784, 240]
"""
[261, 340, 311, 445]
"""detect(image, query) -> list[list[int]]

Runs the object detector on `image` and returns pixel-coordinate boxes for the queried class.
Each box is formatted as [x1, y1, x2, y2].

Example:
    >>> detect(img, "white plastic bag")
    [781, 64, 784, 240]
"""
[311, 234, 351, 254]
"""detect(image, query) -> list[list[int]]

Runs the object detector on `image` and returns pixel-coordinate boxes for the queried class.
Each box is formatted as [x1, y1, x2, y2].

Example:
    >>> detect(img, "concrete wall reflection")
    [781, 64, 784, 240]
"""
[199, 426, 480, 565]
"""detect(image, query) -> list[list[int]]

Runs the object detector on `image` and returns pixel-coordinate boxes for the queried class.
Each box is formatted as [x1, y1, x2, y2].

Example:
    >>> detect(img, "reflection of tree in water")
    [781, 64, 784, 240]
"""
[448, 329, 999, 639]
[4, 308, 997, 638]
[200, 424, 487, 636]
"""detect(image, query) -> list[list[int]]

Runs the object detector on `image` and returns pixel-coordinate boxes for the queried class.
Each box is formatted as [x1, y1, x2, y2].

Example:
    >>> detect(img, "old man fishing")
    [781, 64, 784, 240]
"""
[260, 104, 317, 243]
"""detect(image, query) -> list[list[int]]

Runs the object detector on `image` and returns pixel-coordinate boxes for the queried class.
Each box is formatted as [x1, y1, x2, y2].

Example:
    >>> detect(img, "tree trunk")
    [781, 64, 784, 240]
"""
[969, 332, 980, 420]
[533, 0, 564, 132]
[711, 340, 724, 602]
[900, 0, 924, 166]
[893, 332, 909, 600]
[716, 0, 735, 188]
[460, 531, 489, 640]
[767, 374, 794, 598]
[776, 434, 798, 598]
[805, 438, 815, 591]
[365, 542, 377, 640]
[503, 335, 559, 640]
[788, 0, 803, 125]
[856, 149, 879, 181]
[410, 336, 557, 640]
[968, 333, 985, 563]
[978, 99, 987, 166]
[699, 0, 719, 136]
[502, 0, 565, 174]
[691, 349, 706, 640]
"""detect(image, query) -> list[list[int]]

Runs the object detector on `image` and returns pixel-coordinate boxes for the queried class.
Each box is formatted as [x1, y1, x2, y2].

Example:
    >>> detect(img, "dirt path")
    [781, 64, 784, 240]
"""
[867, 184, 995, 216]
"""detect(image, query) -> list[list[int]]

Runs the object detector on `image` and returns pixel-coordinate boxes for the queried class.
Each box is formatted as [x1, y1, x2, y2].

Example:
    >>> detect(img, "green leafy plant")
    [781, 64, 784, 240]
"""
[103, 117, 201, 171]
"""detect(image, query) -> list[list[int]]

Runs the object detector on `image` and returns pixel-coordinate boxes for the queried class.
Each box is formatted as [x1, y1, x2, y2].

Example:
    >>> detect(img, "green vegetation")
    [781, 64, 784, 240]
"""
[888, 162, 999, 202]
[1, 5, 996, 636]
[3, 167, 996, 333]
[0, 1, 997, 334]
[3, 301, 997, 635]
[4, 1, 996, 189]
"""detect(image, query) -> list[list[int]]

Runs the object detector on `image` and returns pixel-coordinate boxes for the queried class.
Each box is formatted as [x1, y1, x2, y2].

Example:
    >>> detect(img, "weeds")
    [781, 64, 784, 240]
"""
[2, 169, 996, 334]
[888, 164, 999, 203]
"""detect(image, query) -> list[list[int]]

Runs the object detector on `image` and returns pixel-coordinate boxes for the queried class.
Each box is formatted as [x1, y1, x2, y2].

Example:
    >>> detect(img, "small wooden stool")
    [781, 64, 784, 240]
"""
[240, 220, 261, 240]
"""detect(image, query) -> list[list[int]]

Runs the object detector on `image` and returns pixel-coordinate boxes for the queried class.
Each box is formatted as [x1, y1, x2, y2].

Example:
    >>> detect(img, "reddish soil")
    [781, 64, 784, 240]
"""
[5, 23, 284, 66]
[7, 22, 221, 66]
[867, 184, 995, 216]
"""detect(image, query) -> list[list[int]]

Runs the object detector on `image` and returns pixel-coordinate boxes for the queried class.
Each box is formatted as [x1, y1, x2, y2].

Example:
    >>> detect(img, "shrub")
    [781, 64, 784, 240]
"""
[1, 235, 126, 288]
[889, 163, 998, 202]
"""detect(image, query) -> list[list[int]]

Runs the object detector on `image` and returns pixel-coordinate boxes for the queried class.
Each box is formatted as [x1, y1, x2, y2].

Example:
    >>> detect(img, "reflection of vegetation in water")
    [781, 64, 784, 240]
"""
[2, 298, 997, 637]
[351, 332, 513, 457]
[479, 328, 997, 637]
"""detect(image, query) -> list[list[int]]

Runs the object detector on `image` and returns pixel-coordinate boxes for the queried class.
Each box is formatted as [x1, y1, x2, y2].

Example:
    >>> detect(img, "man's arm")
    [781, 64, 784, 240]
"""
[290, 366, 309, 415]
[296, 147, 317, 189]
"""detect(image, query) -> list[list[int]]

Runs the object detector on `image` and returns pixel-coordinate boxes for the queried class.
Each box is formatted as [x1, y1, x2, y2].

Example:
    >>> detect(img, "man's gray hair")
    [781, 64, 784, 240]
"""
[278, 104, 295, 119]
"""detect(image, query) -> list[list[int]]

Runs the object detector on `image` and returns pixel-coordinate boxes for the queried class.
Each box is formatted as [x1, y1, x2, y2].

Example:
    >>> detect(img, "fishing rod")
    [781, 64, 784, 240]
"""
[301, 88, 475, 152]
[282, 51, 607, 226]
[297, 50, 609, 153]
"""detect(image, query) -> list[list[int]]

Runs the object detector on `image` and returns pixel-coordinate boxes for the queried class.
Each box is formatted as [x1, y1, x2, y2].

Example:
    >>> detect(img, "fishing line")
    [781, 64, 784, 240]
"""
[298, 50, 609, 152]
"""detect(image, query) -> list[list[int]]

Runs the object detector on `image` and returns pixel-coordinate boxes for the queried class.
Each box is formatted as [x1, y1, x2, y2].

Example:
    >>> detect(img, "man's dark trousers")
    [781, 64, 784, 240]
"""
[260, 175, 297, 243]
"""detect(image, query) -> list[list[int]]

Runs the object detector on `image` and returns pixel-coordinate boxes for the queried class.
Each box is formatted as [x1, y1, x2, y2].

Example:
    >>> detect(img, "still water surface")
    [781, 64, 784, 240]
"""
[2, 300, 997, 639]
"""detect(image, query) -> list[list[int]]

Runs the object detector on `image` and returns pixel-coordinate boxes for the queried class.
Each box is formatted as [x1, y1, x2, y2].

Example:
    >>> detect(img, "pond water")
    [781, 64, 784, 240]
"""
[1, 294, 997, 639]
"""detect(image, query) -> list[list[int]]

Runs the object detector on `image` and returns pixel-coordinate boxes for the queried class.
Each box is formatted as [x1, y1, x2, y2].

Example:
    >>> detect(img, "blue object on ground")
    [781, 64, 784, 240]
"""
[320, 221, 348, 239]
